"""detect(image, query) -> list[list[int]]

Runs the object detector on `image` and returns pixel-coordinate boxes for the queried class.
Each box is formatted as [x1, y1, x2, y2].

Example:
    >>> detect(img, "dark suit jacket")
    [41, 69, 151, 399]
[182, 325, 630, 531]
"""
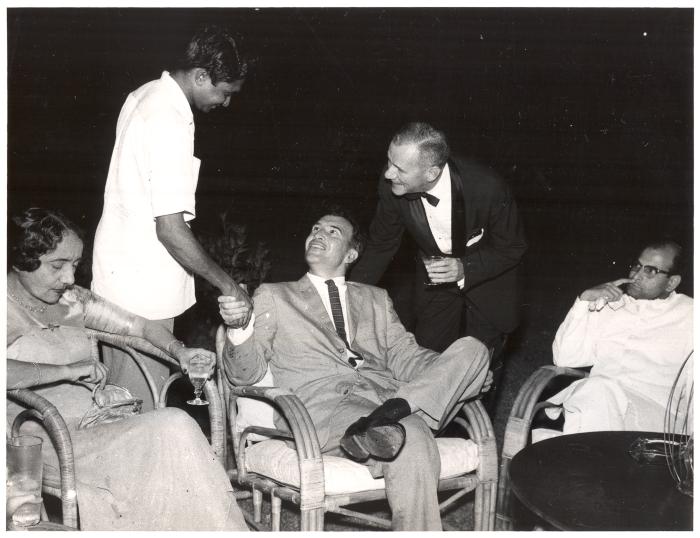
[351, 156, 527, 333]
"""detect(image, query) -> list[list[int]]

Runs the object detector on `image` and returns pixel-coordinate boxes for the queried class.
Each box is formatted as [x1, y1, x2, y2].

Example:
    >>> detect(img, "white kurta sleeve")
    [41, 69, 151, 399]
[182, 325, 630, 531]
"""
[552, 298, 604, 367]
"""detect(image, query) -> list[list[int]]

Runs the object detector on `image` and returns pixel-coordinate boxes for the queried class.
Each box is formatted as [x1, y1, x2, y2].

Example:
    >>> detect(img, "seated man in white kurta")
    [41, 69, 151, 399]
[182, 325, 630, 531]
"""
[548, 240, 693, 435]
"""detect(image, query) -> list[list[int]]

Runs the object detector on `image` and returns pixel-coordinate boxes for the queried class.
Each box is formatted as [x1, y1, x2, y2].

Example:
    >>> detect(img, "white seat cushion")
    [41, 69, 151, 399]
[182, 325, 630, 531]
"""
[531, 427, 564, 444]
[244, 437, 479, 495]
[235, 368, 276, 441]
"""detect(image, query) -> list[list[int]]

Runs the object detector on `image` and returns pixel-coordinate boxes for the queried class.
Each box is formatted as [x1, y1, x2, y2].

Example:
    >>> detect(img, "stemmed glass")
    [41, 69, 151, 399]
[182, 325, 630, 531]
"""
[187, 355, 210, 406]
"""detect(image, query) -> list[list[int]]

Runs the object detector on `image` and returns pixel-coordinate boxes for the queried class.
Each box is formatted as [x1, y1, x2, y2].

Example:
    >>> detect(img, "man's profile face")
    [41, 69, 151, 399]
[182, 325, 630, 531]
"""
[626, 246, 677, 300]
[305, 215, 357, 277]
[192, 76, 244, 113]
[384, 142, 437, 196]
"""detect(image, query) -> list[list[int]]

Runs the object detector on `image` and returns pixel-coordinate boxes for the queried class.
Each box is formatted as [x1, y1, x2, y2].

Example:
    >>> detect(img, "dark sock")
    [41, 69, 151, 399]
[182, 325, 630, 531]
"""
[367, 398, 411, 424]
[341, 398, 411, 461]
[344, 398, 412, 437]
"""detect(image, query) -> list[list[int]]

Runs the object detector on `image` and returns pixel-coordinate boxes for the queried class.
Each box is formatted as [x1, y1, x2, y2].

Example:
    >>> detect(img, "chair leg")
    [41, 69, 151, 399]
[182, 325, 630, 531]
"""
[300, 508, 324, 531]
[252, 487, 263, 523]
[496, 457, 514, 530]
[271, 492, 281, 531]
[474, 479, 497, 531]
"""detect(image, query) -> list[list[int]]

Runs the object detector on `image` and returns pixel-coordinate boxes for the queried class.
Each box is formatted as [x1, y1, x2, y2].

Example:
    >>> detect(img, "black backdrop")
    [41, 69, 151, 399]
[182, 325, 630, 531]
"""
[7, 7, 693, 296]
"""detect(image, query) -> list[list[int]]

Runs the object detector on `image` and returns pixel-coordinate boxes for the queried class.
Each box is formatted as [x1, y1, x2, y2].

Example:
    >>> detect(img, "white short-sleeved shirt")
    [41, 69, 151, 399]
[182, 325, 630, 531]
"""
[92, 71, 199, 320]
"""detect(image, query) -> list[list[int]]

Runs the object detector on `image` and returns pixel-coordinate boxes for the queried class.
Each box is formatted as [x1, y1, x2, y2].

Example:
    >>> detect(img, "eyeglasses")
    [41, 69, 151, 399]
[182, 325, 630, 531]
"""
[629, 261, 671, 277]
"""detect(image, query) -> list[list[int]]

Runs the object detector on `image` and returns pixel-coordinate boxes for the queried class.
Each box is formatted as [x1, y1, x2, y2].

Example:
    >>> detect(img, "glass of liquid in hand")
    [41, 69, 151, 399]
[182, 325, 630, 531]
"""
[421, 255, 447, 286]
[187, 355, 211, 406]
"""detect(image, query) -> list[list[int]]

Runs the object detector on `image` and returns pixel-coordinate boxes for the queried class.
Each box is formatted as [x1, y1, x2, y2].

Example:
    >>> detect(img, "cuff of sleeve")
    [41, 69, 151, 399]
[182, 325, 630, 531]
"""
[574, 296, 589, 306]
[226, 313, 256, 345]
[457, 277, 465, 289]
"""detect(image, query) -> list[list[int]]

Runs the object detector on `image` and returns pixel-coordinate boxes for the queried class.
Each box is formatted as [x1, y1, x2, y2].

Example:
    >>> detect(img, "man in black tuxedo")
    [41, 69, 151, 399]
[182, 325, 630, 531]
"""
[351, 122, 526, 403]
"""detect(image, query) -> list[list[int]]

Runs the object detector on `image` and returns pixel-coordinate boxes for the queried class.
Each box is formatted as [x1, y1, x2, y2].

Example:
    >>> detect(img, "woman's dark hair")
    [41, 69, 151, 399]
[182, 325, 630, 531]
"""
[8, 208, 83, 272]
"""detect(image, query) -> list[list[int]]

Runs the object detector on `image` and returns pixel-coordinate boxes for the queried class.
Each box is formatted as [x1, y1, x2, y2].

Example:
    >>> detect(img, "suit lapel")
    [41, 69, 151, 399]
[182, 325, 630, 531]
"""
[345, 282, 362, 345]
[296, 275, 337, 336]
[404, 198, 441, 255]
[449, 159, 467, 257]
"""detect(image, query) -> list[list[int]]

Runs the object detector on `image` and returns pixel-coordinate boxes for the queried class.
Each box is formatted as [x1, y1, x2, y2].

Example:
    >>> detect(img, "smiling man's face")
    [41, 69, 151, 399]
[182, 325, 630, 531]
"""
[304, 215, 358, 278]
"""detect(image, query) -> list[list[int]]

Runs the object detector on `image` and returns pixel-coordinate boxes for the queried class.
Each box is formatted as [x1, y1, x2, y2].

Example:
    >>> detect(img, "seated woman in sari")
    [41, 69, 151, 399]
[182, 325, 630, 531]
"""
[7, 208, 248, 531]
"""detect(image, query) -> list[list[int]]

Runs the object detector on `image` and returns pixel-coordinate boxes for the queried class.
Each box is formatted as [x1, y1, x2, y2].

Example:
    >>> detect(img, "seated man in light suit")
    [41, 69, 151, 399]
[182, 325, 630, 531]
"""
[219, 208, 490, 531]
[548, 239, 693, 435]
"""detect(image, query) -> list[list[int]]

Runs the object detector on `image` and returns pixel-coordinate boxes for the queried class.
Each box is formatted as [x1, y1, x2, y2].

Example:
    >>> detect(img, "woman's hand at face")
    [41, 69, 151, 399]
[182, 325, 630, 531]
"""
[67, 359, 108, 389]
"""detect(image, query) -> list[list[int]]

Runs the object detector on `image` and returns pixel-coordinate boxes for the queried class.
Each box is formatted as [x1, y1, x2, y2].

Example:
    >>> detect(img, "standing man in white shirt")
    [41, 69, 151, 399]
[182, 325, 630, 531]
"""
[92, 25, 252, 409]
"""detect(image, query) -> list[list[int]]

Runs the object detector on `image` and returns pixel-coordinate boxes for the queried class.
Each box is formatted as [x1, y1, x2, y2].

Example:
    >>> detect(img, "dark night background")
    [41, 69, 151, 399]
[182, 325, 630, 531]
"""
[5, 8, 695, 527]
[7, 7, 694, 344]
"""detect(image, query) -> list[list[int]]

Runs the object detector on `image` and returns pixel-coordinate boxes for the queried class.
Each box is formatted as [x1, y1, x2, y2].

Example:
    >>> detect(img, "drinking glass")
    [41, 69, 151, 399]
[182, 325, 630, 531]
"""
[420, 255, 446, 286]
[187, 355, 210, 406]
[6, 435, 43, 528]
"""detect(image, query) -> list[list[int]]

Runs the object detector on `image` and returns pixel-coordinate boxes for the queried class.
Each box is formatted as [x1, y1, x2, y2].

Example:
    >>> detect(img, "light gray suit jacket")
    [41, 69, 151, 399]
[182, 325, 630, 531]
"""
[224, 275, 444, 449]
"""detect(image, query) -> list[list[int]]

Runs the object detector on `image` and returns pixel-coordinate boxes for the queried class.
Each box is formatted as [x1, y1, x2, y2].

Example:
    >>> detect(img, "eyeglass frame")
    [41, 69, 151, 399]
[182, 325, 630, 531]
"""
[629, 260, 672, 278]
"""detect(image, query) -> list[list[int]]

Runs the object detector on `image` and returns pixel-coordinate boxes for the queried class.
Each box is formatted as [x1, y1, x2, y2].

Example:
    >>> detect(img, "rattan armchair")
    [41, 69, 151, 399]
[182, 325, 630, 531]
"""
[215, 326, 498, 531]
[7, 329, 225, 529]
[495, 365, 588, 531]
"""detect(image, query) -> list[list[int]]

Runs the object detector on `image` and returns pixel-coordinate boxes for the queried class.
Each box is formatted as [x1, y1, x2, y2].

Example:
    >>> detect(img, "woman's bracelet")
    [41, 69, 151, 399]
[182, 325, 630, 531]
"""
[167, 339, 185, 356]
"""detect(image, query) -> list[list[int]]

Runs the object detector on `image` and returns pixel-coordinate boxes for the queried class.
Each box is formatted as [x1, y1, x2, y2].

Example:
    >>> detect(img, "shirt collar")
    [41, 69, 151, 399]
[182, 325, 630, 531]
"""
[426, 163, 452, 201]
[161, 71, 193, 124]
[307, 272, 346, 288]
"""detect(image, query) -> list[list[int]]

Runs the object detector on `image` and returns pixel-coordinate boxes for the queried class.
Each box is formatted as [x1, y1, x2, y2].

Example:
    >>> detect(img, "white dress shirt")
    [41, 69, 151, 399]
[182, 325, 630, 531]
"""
[422, 164, 465, 288]
[422, 164, 453, 255]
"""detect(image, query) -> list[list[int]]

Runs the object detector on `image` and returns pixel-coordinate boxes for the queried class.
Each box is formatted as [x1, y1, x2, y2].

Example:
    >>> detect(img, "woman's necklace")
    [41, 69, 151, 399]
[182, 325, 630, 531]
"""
[8, 290, 48, 314]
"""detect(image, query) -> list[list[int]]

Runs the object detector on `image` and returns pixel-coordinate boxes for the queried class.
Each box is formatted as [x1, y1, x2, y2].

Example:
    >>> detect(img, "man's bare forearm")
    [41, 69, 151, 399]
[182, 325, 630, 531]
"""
[155, 213, 244, 297]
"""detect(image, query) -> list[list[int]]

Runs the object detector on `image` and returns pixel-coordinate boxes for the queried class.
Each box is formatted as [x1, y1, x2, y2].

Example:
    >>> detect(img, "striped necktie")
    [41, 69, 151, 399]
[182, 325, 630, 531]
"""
[325, 279, 358, 367]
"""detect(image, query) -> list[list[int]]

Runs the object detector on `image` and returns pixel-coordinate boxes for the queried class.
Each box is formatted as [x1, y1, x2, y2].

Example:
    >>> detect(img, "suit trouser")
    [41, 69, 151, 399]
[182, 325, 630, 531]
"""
[413, 281, 502, 353]
[324, 337, 490, 530]
[413, 280, 505, 414]
[102, 318, 174, 412]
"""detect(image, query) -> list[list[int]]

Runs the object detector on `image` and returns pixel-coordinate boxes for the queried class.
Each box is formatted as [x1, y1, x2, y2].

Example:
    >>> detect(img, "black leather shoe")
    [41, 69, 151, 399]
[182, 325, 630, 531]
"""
[340, 419, 406, 461]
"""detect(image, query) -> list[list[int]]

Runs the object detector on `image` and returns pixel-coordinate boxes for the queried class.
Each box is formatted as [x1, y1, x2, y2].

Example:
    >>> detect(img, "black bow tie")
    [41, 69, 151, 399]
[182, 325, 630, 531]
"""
[404, 192, 440, 206]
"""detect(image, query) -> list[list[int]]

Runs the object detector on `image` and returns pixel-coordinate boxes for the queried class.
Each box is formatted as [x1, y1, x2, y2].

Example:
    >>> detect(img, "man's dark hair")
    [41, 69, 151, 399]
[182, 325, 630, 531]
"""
[391, 122, 450, 168]
[318, 205, 366, 262]
[641, 239, 684, 276]
[8, 208, 84, 272]
[177, 25, 249, 85]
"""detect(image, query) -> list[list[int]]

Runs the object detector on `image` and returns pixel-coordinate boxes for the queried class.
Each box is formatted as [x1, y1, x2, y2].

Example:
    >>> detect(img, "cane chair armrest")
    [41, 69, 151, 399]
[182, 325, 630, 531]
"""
[496, 365, 588, 530]
[83, 329, 226, 464]
[7, 389, 78, 529]
[229, 385, 325, 512]
[84, 329, 179, 367]
[461, 399, 498, 484]
[503, 365, 588, 459]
